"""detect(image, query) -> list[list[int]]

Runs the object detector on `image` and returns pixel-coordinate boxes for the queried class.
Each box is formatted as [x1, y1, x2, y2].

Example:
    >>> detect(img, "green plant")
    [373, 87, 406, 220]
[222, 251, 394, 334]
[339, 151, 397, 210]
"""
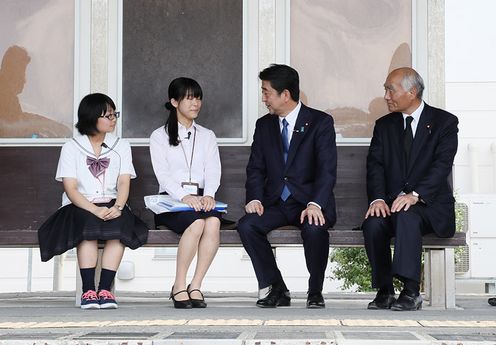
[329, 247, 373, 292]
[329, 247, 403, 292]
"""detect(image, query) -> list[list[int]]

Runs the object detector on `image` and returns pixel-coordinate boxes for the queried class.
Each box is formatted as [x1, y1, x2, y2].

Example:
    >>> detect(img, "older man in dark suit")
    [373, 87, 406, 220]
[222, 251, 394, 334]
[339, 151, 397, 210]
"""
[238, 64, 337, 309]
[363, 67, 458, 311]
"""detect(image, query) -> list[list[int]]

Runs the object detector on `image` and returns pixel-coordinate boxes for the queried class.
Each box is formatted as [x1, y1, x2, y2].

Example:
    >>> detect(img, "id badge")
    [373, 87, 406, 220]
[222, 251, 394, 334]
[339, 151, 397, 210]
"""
[181, 182, 200, 195]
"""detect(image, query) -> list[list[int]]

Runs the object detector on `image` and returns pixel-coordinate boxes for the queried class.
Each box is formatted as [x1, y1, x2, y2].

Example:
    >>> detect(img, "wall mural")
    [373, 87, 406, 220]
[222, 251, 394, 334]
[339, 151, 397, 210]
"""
[291, 0, 412, 140]
[0, 0, 74, 139]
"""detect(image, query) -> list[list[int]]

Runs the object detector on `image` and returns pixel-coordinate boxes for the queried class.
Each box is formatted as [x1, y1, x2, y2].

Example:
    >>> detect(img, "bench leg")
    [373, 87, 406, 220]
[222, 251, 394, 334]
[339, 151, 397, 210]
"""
[424, 248, 456, 309]
[423, 251, 431, 302]
[52, 253, 65, 291]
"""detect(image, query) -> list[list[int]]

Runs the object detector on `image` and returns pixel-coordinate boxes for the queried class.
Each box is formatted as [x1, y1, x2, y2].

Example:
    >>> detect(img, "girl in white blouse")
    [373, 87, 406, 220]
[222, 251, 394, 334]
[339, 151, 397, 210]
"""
[38, 93, 148, 309]
[150, 77, 221, 309]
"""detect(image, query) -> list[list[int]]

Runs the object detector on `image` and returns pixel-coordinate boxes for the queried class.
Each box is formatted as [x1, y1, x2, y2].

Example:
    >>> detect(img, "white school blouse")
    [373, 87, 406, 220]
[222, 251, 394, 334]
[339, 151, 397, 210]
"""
[149, 121, 221, 201]
[56, 133, 136, 207]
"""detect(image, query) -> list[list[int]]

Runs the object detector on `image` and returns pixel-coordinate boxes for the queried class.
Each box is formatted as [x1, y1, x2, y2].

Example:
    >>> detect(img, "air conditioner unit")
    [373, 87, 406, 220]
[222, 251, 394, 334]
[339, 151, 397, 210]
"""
[457, 194, 496, 279]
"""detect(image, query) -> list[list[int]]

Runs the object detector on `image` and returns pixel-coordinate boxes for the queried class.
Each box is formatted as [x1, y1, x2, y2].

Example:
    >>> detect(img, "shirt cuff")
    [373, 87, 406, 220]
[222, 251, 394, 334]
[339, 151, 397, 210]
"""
[248, 200, 262, 206]
[307, 201, 321, 209]
[370, 198, 385, 206]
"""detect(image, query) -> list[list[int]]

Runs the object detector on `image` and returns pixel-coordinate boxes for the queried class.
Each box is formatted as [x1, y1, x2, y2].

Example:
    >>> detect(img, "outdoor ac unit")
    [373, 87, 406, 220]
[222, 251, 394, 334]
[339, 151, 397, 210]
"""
[457, 194, 496, 279]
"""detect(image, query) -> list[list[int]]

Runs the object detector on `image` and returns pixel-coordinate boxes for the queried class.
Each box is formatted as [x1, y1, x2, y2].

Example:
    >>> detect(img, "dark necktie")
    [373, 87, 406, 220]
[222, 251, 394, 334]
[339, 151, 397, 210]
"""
[404, 116, 414, 161]
[280, 119, 291, 201]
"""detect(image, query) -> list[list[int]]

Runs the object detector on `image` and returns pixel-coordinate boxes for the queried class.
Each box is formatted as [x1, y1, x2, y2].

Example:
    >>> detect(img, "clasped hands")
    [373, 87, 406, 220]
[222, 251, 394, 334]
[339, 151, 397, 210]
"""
[92, 205, 122, 221]
[365, 192, 419, 219]
[245, 200, 326, 226]
[181, 195, 216, 212]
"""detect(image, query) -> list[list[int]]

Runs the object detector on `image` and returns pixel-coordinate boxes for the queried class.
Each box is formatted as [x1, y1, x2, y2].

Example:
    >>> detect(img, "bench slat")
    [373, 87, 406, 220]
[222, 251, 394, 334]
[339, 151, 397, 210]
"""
[0, 229, 466, 249]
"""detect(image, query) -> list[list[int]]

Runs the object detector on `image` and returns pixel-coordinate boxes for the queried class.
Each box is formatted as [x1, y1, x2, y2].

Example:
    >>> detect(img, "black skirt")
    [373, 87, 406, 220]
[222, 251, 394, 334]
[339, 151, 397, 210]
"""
[38, 201, 149, 262]
[155, 210, 222, 234]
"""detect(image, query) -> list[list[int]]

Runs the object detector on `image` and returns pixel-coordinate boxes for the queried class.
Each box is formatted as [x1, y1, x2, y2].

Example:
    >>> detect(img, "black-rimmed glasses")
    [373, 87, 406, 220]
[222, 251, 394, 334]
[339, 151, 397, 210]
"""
[100, 111, 120, 120]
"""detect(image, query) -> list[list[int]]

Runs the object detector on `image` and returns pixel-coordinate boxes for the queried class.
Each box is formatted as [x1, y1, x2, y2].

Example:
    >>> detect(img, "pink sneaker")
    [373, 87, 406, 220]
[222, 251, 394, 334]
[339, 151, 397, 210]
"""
[98, 289, 118, 309]
[81, 290, 99, 309]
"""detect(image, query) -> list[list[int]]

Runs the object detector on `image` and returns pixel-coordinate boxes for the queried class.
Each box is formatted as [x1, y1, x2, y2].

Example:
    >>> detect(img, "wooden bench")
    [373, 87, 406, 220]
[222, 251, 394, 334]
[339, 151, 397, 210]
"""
[0, 146, 466, 309]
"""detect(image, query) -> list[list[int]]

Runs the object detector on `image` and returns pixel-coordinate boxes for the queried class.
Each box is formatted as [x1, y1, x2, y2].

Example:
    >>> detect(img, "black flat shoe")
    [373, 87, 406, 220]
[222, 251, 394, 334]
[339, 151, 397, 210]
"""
[391, 290, 422, 311]
[306, 292, 325, 309]
[488, 297, 496, 306]
[170, 286, 192, 309]
[187, 284, 207, 308]
[256, 287, 291, 308]
[367, 291, 396, 310]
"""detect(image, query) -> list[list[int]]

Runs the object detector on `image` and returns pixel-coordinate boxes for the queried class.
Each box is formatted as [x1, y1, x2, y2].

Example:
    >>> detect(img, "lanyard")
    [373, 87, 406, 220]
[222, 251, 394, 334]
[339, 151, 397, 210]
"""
[180, 126, 197, 182]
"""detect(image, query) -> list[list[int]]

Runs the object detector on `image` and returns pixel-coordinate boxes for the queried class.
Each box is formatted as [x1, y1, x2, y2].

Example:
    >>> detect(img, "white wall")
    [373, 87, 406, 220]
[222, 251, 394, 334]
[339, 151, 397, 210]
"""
[446, 0, 496, 194]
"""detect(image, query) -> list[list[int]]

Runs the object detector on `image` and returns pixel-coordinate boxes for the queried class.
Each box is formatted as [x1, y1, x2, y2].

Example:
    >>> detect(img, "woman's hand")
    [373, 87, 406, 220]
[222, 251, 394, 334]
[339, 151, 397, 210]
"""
[91, 205, 122, 221]
[201, 196, 216, 212]
[91, 206, 112, 220]
[182, 195, 203, 212]
[104, 205, 122, 221]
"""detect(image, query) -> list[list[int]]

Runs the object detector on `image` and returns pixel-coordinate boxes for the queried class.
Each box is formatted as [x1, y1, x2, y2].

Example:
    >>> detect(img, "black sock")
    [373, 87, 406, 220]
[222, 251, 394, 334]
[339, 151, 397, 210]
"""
[402, 278, 420, 296]
[80, 267, 96, 293]
[378, 284, 394, 295]
[98, 268, 117, 292]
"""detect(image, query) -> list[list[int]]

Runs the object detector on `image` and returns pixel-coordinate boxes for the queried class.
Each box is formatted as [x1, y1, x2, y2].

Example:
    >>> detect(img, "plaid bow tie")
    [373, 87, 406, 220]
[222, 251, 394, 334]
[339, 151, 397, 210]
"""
[86, 156, 110, 178]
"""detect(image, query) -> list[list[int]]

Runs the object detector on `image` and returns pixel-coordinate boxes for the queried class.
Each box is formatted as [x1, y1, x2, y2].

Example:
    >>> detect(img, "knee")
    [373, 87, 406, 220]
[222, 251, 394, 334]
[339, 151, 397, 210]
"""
[393, 210, 423, 235]
[301, 222, 329, 240]
[237, 214, 257, 236]
[204, 217, 220, 235]
[188, 219, 206, 237]
[362, 216, 388, 239]
[393, 210, 420, 224]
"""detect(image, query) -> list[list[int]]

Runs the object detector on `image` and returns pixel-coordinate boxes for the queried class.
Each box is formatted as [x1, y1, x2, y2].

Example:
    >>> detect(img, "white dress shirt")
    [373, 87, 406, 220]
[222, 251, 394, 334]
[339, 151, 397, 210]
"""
[278, 101, 301, 144]
[56, 133, 136, 207]
[149, 121, 221, 201]
[402, 101, 424, 137]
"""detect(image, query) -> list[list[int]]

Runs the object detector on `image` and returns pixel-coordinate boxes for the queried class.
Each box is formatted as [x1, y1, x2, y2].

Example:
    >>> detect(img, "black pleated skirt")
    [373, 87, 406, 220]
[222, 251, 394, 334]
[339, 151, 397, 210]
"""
[38, 201, 149, 262]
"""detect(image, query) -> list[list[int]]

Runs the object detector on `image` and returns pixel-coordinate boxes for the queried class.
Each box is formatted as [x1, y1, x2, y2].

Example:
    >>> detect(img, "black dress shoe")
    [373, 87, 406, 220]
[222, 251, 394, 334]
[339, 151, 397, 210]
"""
[306, 292, 325, 309]
[170, 286, 192, 309]
[256, 287, 291, 308]
[187, 284, 207, 308]
[367, 291, 396, 310]
[488, 297, 496, 306]
[391, 290, 422, 311]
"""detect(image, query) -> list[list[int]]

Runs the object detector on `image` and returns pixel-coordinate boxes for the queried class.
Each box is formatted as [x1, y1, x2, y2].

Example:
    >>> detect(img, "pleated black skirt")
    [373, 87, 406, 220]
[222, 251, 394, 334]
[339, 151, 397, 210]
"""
[38, 201, 149, 262]
[155, 210, 222, 234]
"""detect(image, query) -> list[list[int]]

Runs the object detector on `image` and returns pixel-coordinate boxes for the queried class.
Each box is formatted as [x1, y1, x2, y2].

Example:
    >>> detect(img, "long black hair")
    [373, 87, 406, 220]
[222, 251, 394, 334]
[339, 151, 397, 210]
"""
[164, 77, 203, 146]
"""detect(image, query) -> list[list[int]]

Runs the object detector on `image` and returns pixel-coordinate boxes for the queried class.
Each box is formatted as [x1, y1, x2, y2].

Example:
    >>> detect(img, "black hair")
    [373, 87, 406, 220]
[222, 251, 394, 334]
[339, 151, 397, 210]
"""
[259, 64, 300, 102]
[164, 77, 203, 146]
[75, 93, 116, 136]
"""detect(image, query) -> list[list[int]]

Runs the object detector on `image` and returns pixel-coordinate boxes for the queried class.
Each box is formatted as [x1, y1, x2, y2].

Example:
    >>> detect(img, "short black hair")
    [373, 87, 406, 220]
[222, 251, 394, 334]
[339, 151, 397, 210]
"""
[259, 64, 300, 102]
[75, 93, 116, 135]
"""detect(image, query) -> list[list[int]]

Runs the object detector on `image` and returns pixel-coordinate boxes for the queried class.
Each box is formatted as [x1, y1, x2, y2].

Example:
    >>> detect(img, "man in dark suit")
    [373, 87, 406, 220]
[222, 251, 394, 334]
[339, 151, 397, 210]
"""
[238, 64, 337, 309]
[363, 67, 458, 311]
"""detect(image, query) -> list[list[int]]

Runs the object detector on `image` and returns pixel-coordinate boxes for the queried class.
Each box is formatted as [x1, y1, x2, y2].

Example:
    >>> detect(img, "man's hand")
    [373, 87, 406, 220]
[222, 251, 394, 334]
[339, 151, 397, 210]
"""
[300, 204, 325, 226]
[182, 195, 203, 212]
[391, 193, 419, 213]
[201, 196, 216, 212]
[245, 200, 264, 216]
[365, 200, 391, 219]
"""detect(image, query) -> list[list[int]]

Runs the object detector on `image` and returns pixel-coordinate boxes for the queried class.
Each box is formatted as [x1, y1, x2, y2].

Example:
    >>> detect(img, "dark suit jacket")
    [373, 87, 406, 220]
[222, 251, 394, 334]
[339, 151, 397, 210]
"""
[245, 103, 337, 225]
[366, 103, 459, 237]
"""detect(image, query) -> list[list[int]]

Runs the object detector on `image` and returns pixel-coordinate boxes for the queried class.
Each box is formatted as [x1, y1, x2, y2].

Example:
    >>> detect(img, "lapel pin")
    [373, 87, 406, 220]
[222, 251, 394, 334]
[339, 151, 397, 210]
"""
[427, 124, 431, 134]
